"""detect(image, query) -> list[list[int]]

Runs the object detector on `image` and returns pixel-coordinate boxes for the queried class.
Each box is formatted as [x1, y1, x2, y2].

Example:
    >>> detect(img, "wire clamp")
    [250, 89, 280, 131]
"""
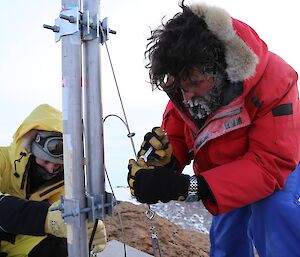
[145, 204, 163, 257]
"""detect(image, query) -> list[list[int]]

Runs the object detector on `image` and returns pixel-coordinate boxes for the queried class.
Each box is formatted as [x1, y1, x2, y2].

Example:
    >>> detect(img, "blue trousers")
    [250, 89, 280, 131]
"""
[210, 164, 300, 257]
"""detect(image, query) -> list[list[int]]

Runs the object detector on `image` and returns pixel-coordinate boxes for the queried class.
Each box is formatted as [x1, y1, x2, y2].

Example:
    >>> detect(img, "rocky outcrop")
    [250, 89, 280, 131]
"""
[104, 201, 210, 257]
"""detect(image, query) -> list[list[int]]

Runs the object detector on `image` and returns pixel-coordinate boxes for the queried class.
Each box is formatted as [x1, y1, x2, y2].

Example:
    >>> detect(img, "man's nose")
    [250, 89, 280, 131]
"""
[45, 163, 60, 173]
[183, 90, 196, 101]
[181, 79, 197, 101]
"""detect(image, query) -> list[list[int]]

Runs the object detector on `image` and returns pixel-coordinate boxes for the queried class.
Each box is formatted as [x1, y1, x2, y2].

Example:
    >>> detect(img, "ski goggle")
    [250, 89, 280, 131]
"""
[34, 134, 63, 158]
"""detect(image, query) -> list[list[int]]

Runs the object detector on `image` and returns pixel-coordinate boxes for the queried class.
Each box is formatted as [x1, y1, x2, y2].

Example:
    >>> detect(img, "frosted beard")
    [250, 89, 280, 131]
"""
[182, 73, 226, 120]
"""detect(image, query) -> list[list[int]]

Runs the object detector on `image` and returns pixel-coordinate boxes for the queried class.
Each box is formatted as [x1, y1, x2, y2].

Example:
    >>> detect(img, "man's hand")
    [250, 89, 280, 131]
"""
[45, 201, 107, 254]
[138, 127, 176, 169]
[127, 158, 189, 204]
[45, 200, 67, 238]
[88, 220, 107, 254]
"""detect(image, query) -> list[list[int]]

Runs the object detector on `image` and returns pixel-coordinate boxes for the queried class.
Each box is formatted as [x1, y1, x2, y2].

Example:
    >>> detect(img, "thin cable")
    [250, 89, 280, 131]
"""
[101, 24, 162, 257]
[103, 114, 135, 257]
[88, 219, 98, 257]
[100, 26, 137, 158]
[103, 114, 136, 157]
[104, 165, 127, 257]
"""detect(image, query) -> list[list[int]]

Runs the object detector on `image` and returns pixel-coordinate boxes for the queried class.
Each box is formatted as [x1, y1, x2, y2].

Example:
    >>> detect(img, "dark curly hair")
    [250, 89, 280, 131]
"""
[145, 1, 227, 90]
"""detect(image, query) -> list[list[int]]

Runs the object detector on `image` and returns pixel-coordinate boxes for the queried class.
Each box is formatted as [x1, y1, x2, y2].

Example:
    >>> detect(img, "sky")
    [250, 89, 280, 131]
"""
[1, 0, 299, 199]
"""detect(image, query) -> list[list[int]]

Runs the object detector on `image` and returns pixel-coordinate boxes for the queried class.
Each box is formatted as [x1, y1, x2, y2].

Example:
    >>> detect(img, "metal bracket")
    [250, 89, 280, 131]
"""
[44, 7, 116, 43]
[62, 197, 81, 226]
[49, 196, 82, 227]
[86, 192, 116, 222]
[82, 10, 98, 41]
[55, 7, 80, 42]
[100, 17, 117, 44]
[82, 11, 116, 43]
[100, 17, 109, 44]
[50, 192, 116, 225]
[43, 6, 80, 42]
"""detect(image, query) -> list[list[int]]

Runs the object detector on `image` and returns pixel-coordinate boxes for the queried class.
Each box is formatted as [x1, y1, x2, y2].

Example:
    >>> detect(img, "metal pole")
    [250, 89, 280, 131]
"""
[82, 0, 105, 218]
[61, 0, 89, 256]
[43, 2, 116, 255]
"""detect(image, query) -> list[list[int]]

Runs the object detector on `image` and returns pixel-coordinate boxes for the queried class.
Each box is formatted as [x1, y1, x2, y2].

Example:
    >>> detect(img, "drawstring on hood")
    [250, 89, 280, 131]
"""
[13, 152, 27, 178]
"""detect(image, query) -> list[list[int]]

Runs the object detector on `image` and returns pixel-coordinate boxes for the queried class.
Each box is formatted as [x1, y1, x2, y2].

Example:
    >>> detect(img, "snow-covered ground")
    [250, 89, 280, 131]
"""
[112, 187, 212, 234]
[151, 201, 212, 234]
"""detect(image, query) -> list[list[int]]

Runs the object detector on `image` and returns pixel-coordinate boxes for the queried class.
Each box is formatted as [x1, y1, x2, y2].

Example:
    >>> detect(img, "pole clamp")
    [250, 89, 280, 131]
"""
[43, 6, 116, 43]
[50, 192, 116, 226]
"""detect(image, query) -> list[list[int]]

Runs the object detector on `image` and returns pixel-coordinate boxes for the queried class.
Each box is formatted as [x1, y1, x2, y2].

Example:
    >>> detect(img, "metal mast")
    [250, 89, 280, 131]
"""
[44, 0, 115, 256]
[60, 0, 88, 256]
[82, 0, 105, 219]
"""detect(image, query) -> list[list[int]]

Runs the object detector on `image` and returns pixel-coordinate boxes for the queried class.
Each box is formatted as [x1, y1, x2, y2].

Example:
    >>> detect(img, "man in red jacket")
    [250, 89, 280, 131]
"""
[127, 1, 300, 256]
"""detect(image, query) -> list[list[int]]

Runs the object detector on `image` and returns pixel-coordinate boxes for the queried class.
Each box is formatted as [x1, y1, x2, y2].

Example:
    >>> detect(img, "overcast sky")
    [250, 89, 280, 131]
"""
[1, 0, 299, 198]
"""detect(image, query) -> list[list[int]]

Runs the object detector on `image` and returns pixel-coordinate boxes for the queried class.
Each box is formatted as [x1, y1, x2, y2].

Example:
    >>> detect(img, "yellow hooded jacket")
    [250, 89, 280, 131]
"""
[0, 104, 64, 241]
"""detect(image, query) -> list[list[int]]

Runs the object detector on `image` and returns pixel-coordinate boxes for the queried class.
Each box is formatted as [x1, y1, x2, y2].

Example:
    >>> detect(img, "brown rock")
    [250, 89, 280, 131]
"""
[104, 201, 210, 257]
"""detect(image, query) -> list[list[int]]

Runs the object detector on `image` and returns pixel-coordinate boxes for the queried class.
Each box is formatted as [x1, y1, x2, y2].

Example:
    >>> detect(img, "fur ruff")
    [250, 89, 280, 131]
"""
[189, 3, 259, 82]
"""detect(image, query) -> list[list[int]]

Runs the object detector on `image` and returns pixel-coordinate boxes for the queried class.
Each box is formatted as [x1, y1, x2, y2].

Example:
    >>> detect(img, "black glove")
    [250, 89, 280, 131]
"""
[138, 127, 177, 169]
[127, 158, 189, 204]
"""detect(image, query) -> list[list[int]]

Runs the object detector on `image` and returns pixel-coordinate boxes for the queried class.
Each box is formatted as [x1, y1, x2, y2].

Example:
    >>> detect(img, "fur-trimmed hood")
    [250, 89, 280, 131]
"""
[189, 3, 268, 87]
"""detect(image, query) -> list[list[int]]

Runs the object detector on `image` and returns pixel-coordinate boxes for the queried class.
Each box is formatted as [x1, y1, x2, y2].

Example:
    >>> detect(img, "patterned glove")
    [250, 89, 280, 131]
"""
[127, 158, 189, 204]
[45, 200, 67, 238]
[138, 127, 177, 169]
[45, 201, 107, 254]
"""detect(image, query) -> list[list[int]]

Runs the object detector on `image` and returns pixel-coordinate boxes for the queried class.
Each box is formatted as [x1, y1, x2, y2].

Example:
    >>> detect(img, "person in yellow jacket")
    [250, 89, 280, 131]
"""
[0, 104, 106, 257]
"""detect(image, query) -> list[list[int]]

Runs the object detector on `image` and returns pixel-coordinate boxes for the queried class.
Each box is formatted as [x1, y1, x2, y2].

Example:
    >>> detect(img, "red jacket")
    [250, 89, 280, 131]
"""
[161, 5, 300, 215]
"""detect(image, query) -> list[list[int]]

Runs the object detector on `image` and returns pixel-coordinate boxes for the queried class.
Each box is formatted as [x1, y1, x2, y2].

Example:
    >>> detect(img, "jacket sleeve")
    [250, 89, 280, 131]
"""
[0, 147, 9, 183]
[1, 147, 50, 236]
[0, 194, 50, 236]
[161, 101, 193, 172]
[201, 61, 300, 215]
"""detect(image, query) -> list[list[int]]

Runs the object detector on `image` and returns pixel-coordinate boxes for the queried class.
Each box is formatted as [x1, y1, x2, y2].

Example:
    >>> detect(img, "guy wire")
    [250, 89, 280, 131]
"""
[101, 22, 162, 257]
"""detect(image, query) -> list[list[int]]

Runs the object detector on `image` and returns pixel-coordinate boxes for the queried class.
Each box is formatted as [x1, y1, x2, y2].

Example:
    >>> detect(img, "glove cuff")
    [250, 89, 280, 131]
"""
[196, 175, 213, 200]
[172, 174, 190, 201]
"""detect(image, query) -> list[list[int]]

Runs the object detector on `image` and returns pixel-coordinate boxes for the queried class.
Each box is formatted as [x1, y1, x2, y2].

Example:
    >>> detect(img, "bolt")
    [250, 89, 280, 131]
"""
[43, 24, 60, 33]
[60, 14, 76, 23]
